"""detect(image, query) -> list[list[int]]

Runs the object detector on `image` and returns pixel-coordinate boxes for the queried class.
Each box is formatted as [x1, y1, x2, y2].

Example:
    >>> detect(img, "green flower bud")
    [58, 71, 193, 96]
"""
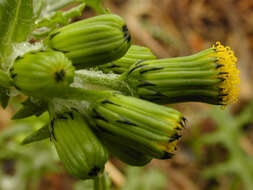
[98, 45, 156, 74]
[121, 42, 240, 106]
[89, 93, 185, 160]
[51, 110, 108, 180]
[10, 50, 75, 97]
[46, 14, 131, 69]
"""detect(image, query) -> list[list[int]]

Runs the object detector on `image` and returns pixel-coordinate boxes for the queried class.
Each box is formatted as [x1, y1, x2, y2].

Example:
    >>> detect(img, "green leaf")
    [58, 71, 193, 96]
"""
[21, 124, 50, 145]
[44, 0, 105, 14]
[12, 98, 47, 120]
[33, 0, 105, 38]
[84, 0, 105, 13]
[33, 3, 86, 38]
[33, 0, 46, 18]
[36, 3, 85, 28]
[0, 0, 35, 67]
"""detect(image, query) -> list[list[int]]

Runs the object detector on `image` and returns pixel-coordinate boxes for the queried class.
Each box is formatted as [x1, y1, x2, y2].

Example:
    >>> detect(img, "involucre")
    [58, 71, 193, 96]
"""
[89, 93, 185, 160]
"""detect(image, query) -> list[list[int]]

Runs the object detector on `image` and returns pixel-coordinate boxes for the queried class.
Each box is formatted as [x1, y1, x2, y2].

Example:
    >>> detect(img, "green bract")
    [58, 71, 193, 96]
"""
[98, 130, 152, 166]
[46, 14, 131, 69]
[89, 93, 185, 160]
[51, 110, 108, 180]
[99, 45, 156, 74]
[10, 50, 75, 97]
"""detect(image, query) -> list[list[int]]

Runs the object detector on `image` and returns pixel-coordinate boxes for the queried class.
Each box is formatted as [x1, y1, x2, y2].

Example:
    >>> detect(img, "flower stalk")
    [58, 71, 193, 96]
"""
[74, 70, 129, 93]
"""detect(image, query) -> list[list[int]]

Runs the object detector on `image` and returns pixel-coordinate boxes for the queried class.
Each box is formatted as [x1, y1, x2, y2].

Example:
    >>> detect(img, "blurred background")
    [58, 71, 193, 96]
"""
[1, 0, 253, 189]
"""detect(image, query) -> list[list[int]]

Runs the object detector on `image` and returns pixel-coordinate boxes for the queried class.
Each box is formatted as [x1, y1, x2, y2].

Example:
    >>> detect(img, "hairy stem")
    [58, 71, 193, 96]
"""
[74, 70, 131, 94]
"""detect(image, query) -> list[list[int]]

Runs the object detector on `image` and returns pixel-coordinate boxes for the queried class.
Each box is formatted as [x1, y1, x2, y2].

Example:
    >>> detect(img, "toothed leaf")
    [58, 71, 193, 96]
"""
[45, 0, 104, 14]
[33, 3, 86, 38]
[0, 0, 35, 67]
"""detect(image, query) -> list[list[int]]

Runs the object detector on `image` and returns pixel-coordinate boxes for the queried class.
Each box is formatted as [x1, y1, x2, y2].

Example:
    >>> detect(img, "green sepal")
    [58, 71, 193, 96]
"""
[21, 124, 50, 145]
[12, 98, 47, 120]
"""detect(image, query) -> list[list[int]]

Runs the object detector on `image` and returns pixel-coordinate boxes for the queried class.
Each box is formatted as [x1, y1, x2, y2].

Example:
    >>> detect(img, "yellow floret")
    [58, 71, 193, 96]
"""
[157, 139, 179, 154]
[210, 42, 240, 106]
[158, 123, 184, 154]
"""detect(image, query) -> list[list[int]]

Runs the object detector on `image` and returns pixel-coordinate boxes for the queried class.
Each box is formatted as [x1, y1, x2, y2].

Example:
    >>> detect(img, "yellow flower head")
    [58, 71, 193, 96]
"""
[210, 42, 240, 106]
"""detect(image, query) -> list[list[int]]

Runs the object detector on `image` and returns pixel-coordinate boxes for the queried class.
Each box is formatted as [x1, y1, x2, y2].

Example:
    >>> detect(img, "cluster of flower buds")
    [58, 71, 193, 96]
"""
[0, 12, 240, 180]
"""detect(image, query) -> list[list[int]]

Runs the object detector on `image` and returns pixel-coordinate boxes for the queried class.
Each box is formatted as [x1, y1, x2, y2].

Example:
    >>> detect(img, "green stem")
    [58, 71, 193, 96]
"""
[58, 87, 113, 102]
[93, 172, 111, 190]
[74, 70, 131, 94]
